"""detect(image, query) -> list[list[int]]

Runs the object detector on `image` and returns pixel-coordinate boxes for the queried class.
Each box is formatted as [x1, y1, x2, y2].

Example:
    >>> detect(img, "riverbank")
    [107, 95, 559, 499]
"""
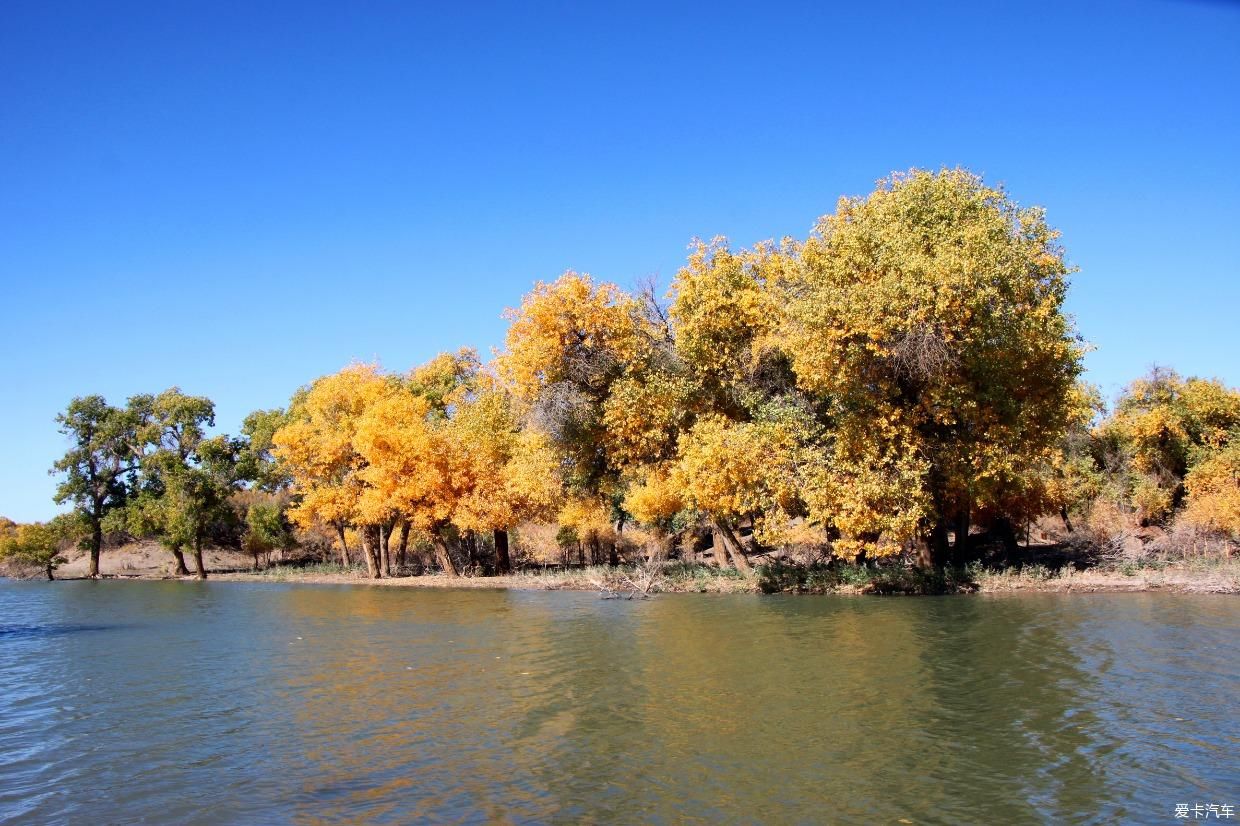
[24, 542, 1238, 594]
[199, 558, 1240, 595]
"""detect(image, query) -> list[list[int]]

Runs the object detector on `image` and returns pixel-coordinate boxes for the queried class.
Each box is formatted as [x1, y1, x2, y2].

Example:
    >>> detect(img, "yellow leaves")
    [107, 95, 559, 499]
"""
[801, 439, 929, 546]
[1130, 473, 1175, 523]
[601, 372, 695, 468]
[671, 415, 802, 521]
[501, 431, 564, 521]
[1102, 369, 1240, 487]
[355, 390, 456, 529]
[557, 496, 614, 543]
[273, 363, 399, 530]
[1179, 377, 1240, 451]
[775, 168, 1081, 533]
[668, 239, 784, 387]
[407, 348, 481, 415]
[454, 412, 564, 533]
[1182, 443, 1240, 537]
[498, 272, 649, 401]
[0, 521, 64, 568]
[623, 467, 683, 526]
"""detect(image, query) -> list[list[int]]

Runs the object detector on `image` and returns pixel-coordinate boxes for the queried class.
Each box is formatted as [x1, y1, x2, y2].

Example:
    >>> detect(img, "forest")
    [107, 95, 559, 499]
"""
[4, 169, 1238, 586]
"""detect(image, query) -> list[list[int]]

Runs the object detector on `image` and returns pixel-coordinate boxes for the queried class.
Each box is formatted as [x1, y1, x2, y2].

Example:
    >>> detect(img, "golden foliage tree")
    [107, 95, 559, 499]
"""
[778, 168, 1083, 565]
[671, 414, 806, 571]
[1096, 368, 1240, 528]
[273, 363, 400, 575]
[1182, 443, 1240, 538]
[499, 272, 654, 494]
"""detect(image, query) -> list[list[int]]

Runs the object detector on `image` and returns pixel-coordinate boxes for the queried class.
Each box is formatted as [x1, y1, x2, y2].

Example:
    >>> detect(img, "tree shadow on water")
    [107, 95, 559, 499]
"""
[0, 623, 124, 639]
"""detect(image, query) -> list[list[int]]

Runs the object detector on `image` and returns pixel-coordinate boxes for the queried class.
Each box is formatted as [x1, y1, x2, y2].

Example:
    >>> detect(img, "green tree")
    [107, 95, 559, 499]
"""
[238, 408, 291, 492]
[132, 436, 241, 579]
[243, 500, 296, 570]
[0, 514, 83, 580]
[119, 388, 239, 578]
[50, 396, 139, 578]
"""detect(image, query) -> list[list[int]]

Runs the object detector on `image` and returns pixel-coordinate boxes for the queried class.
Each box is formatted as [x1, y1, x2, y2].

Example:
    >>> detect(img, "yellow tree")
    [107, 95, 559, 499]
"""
[354, 388, 467, 575]
[1182, 443, 1240, 538]
[273, 363, 398, 576]
[670, 414, 806, 571]
[354, 349, 562, 577]
[351, 350, 481, 576]
[448, 378, 563, 573]
[0, 518, 77, 580]
[630, 238, 814, 568]
[622, 466, 684, 561]
[668, 238, 791, 417]
[556, 495, 619, 566]
[498, 272, 660, 553]
[779, 168, 1083, 566]
[1096, 368, 1240, 525]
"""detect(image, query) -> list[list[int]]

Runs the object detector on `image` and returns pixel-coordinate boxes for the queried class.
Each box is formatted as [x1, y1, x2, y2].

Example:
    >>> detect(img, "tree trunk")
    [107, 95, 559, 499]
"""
[89, 520, 102, 578]
[360, 526, 378, 578]
[952, 509, 971, 565]
[716, 520, 752, 573]
[172, 548, 191, 576]
[336, 524, 352, 567]
[590, 536, 601, 566]
[466, 533, 479, 572]
[612, 517, 624, 566]
[398, 521, 410, 570]
[494, 528, 512, 575]
[916, 519, 950, 570]
[46, 564, 55, 581]
[954, 510, 970, 549]
[711, 523, 732, 569]
[993, 517, 1019, 556]
[1060, 506, 1074, 533]
[379, 523, 390, 577]
[193, 538, 207, 580]
[433, 535, 459, 577]
[577, 541, 585, 568]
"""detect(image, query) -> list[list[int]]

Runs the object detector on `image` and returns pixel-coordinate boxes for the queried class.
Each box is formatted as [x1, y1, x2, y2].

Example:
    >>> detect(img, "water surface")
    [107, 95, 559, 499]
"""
[1, 581, 1236, 823]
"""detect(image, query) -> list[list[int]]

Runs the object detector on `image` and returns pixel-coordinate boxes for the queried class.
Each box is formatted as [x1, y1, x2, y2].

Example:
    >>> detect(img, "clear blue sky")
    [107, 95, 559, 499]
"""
[2, 0, 1238, 522]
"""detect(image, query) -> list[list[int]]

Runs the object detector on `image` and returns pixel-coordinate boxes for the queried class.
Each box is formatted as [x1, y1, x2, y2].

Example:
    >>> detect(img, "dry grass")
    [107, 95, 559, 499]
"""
[32, 538, 1239, 596]
[974, 558, 1240, 594]
[218, 562, 760, 594]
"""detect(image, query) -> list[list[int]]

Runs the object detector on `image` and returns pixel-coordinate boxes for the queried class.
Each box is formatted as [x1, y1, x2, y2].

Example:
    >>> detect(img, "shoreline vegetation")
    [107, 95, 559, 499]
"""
[4, 169, 1237, 592]
[24, 542, 1239, 596]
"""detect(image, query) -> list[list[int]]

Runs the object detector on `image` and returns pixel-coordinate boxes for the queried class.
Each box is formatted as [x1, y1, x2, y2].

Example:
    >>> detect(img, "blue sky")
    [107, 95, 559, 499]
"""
[2, 0, 1238, 522]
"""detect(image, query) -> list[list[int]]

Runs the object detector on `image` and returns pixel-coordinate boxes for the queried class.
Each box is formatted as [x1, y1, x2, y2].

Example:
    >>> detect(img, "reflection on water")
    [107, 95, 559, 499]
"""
[0, 581, 1236, 823]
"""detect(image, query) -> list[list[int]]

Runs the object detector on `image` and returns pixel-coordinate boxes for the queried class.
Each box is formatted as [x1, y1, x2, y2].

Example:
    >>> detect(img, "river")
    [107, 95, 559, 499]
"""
[0, 581, 1236, 823]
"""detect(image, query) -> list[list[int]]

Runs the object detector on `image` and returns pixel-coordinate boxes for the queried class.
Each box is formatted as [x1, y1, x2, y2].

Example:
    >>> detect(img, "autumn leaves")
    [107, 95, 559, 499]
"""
[34, 168, 1234, 582]
[270, 169, 1093, 575]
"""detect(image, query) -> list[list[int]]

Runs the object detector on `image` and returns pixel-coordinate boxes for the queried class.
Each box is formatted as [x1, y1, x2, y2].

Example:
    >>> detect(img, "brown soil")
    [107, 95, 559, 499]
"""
[56, 541, 258, 579]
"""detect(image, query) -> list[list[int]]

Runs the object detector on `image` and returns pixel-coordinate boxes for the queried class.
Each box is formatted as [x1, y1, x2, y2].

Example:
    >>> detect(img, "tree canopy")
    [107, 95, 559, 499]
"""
[45, 169, 1236, 580]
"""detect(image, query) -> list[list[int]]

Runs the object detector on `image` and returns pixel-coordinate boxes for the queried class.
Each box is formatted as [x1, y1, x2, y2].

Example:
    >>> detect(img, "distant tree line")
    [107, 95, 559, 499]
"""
[6, 169, 1236, 580]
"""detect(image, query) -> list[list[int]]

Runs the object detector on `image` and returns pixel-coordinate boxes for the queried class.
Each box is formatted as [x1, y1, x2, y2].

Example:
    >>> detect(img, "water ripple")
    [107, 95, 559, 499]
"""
[0, 582, 1236, 824]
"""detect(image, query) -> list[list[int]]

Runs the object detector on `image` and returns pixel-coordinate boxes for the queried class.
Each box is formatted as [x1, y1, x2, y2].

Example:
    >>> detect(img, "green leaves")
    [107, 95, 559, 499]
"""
[0, 514, 84, 577]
